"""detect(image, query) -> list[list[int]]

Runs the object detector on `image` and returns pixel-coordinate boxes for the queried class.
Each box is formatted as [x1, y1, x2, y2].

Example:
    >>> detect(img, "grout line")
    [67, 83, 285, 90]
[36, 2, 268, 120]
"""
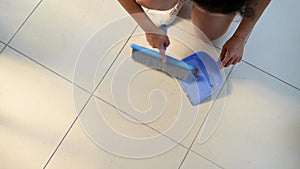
[42, 94, 94, 169]
[242, 60, 300, 91]
[92, 25, 139, 93]
[7, 24, 139, 96]
[0, 41, 7, 54]
[93, 94, 190, 149]
[190, 149, 225, 169]
[7, 46, 91, 94]
[7, 45, 95, 167]
[0, 40, 5, 47]
[42, 25, 139, 168]
[1, 0, 43, 53]
[7, 24, 139, 168]
[213, 45, 222, 50]
[0, 44, 4, 54]
[91, 28, 232, 167]
[90, 23, 227, 151]
[177, 67, 234, 169]
[90, 23, 232, 162]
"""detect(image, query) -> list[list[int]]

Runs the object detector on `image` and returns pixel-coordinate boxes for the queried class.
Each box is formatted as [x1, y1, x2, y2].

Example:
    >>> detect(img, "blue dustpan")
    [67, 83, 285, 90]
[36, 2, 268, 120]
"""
[179, 52, 223, 105]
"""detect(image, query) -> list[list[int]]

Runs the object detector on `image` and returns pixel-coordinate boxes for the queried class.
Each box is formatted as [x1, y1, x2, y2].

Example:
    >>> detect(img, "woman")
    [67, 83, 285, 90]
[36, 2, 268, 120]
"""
[118, 0, 271, 67]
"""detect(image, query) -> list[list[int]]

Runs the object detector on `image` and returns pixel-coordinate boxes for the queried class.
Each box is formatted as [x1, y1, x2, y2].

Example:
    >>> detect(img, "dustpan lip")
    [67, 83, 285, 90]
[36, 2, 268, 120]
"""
[180, 51, 223, 105]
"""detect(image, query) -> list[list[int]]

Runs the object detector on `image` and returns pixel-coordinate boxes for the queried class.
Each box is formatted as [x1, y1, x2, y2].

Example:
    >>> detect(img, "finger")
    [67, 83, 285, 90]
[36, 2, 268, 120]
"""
[221, 52, 232, 68]
[220, 60, 224, 69]
[219, 47, 227, 61]
[237, 57, 242, 63]
[225, 58, 235, 67]
[233, 57, 241, 65]
[233, 59, 239, 65]
[219, 49, 227, 69]
[232, 55, 243, 65]
[159, 49, 167, 62]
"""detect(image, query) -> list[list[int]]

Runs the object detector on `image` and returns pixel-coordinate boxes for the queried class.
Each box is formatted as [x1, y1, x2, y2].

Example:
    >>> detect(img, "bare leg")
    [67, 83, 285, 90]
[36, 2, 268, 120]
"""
[191, 5, 236, 41]
[136, 0, 178, 10]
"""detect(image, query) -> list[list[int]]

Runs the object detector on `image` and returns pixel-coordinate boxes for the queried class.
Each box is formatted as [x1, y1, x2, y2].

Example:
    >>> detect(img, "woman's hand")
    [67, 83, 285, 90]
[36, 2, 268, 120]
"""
[218, 0, 271, 68]
[219, 35, 246, 68]
[145, 30, 170, 62]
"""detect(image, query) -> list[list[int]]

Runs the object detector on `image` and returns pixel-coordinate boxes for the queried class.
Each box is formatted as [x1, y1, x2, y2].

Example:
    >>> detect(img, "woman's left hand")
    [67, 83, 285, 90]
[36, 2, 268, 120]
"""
[219, 35, 246, 68]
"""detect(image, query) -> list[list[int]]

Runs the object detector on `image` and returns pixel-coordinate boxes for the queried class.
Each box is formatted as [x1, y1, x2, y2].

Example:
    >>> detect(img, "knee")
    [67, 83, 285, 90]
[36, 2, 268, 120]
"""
[191, 5, 233, 41]
[135, 0, 144, 5]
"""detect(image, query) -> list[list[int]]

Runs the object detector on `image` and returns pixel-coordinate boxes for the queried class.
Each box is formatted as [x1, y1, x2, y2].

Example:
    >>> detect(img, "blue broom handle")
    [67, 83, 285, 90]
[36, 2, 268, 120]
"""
[160, 24, 168, 51]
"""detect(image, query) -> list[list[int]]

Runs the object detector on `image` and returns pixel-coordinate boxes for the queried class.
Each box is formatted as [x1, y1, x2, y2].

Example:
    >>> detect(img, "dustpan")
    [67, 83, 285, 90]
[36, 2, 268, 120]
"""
[179, 52, 223, 105]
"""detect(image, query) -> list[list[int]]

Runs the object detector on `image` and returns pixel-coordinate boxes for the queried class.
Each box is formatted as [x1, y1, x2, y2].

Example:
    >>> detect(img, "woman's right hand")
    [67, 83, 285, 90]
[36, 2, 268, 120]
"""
[145, 30, 170, 62]
[118, 0, 172, 62]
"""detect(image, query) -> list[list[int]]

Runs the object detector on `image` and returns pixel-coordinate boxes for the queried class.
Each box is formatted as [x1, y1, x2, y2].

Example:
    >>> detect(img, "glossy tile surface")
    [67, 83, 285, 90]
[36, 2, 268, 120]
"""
[191, 62, 300, 169]
[0, 42, 4, 51]
[180, 151, 222, 169]
[10, 0, 136, 91]
[95, 25, 229, 147]
[0, 0, 41, 43]
[0, 47, 90, 169]
[243, 0, 300, 89]
[2, 0, 299, 168]
[45, 97, 191, 169]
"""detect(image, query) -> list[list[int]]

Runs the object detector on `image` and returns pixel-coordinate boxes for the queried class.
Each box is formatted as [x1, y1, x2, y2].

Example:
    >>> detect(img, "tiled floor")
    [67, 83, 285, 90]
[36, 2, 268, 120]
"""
[0, 42, 4, 51]
[243, 0, 300, 90]
[0, 0, 41, 43]
[0, 1, 299, 169]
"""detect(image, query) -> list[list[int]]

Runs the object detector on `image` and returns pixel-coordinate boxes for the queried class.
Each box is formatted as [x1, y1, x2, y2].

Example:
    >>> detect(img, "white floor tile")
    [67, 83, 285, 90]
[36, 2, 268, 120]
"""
[3, 0, 299, 168]
[10, 0, 137, 92]
[180, 151, 221, 169]
[0, 0, 40, 43]
[0, 42, 4, 51]
[191, 62, 300, 169]
[95, 26, 230, 147]
[244, 0, 300, 89]
[45, 97, 189, 169]
[0, 47, 90, 169]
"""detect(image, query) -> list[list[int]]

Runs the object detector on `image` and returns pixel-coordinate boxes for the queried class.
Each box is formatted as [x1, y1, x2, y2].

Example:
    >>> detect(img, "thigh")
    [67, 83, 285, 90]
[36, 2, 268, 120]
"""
[136, 0, 178, 10]
[191, 5, 235, 41]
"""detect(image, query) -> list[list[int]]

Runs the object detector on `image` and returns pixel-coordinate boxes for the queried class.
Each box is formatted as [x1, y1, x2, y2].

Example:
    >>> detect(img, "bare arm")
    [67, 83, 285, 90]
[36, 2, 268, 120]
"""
[118, 0, 158, 33]
[118, 0, 169, 61]
[220, 0, 271, 67]
[233, 0, 271, 41]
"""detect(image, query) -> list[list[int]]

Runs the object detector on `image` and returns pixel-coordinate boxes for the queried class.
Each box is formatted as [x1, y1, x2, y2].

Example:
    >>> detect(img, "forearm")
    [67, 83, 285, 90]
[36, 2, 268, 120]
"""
[118, 0, 160, 33]
[233, 0, 271, 41]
